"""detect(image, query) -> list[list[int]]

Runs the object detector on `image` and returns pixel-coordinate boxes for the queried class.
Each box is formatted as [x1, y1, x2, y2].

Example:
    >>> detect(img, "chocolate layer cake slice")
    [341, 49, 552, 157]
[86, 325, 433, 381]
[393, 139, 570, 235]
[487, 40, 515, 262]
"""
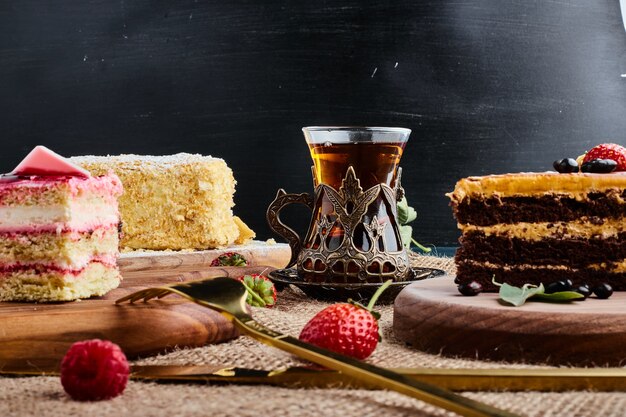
[448, 172, 626, 291]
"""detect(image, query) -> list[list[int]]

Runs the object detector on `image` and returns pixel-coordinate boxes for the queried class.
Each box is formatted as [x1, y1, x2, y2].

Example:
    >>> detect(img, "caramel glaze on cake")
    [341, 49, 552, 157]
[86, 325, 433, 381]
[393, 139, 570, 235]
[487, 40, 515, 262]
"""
[448, 171, 626, 291]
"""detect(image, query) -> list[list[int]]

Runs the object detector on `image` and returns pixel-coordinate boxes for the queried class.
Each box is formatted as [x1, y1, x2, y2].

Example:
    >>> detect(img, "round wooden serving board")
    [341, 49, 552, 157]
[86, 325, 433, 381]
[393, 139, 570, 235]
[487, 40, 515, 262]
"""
[393, 275, 626, 366]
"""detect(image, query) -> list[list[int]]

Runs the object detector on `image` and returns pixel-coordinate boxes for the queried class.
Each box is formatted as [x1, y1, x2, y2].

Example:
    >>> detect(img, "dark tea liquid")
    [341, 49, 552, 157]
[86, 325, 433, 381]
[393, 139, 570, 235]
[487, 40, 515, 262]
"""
[309, 142, 405, 189]
[305, 142, 406, 254]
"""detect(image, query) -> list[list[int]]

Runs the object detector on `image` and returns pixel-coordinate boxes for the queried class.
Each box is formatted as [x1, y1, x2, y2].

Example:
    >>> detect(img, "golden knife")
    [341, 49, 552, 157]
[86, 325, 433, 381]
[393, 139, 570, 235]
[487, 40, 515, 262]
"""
[4, 364, 626, 392]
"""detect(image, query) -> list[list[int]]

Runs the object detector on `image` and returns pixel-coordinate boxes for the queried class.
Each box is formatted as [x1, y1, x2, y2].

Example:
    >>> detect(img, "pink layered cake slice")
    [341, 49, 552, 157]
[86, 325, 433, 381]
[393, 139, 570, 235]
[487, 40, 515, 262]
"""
[0, 146, 123, 301]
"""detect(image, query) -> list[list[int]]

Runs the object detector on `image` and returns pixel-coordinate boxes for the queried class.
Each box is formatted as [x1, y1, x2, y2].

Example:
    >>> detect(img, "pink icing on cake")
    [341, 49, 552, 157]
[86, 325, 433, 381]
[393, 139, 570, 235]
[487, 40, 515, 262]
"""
[12, 146, 91, 177]
[0, 174, 123, 207]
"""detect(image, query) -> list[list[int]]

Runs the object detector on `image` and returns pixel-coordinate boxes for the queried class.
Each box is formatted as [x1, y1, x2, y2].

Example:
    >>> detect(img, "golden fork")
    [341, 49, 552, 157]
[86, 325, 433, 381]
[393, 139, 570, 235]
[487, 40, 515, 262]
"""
[116, 277, 519, 417]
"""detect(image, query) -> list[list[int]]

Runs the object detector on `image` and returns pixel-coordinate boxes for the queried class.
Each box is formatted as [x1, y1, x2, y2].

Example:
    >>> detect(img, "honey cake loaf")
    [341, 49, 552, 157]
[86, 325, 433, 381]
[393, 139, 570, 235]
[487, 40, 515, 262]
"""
[70, 153, 254, 250]
[448, 172, 626, 291]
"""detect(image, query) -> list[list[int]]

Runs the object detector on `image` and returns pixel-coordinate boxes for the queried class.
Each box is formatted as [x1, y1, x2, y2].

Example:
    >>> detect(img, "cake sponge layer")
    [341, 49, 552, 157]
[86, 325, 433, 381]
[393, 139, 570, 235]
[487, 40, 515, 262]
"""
[70, 154, 247, 250]
[457, 230, 626, 269]
[0, 262, 121, 302]
[452, 191, 626, 226]
[0, 227, 118, 268]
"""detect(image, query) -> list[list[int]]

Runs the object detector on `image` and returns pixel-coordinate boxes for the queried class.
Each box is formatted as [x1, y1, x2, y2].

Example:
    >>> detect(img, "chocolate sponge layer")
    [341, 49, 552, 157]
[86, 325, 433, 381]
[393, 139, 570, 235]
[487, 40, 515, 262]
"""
[456, 262, 626, 292]
[457, 231, 626, 269]
[453, 192, 626, 226]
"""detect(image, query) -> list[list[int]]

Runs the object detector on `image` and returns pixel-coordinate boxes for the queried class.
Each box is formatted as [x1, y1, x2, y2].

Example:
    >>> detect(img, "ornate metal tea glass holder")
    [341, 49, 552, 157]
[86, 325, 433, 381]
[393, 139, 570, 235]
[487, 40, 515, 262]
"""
[267, 165, 413, 284]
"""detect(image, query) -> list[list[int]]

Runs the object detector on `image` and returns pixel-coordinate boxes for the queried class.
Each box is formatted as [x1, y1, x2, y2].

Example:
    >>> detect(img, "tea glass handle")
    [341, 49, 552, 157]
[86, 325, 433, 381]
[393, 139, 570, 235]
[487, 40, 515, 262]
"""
[266, 189, 314, 268]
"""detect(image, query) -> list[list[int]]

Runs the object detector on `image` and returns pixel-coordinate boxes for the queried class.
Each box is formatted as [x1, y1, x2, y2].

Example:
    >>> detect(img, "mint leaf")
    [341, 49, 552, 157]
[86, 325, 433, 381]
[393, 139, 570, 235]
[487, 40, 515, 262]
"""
[397, 196, 417, 224]
[492, 277, 585, 306]
[498, 282, 545, 307]
[396, 196, 429, 252]
[533, 291, 584, 302]
[399, 224, 413, 249]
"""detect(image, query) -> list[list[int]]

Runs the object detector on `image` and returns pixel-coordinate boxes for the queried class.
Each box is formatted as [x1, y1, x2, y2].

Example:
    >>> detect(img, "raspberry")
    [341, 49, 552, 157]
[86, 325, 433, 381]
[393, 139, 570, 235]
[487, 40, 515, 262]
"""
[60, 339, 130, 401]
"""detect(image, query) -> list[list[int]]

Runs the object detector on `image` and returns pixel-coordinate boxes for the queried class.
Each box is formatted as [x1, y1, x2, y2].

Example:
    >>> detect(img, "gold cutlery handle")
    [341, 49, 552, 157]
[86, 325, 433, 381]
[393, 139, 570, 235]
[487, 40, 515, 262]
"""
[235, 316, 520, 417]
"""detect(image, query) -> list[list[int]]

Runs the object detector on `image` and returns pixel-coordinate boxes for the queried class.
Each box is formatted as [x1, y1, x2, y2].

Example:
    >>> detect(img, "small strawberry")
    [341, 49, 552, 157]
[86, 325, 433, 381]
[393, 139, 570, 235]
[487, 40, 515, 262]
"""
[298, 281, 391, 360]
[210, 252, 248, 267]
[583, 143, 626, 171]
[60, 339, 130, 401]
[237, 274, 277, 307]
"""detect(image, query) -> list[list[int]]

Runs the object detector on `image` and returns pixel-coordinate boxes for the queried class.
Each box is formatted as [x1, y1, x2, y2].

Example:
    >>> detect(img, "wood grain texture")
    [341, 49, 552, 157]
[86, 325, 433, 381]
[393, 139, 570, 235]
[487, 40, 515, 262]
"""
[393, 275, 626, 366]
[1, 0, 625, 246]
[0, 265, 274, 372]
[118, 241, 290, 273]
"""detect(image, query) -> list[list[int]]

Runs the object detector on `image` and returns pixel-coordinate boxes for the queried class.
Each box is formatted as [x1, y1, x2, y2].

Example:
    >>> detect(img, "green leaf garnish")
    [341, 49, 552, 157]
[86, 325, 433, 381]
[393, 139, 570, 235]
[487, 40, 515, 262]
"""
[498, 282, 545, 307]
[397, 196, 431, 253]
[533, 291, 585, 302]
[397, 197, 417, 224]
[492, 277, 584, 306]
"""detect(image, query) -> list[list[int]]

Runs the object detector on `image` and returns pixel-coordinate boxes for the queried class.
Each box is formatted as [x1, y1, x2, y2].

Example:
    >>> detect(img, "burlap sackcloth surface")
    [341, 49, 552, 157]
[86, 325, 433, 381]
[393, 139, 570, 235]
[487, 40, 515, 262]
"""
[2, 254, 625, 417]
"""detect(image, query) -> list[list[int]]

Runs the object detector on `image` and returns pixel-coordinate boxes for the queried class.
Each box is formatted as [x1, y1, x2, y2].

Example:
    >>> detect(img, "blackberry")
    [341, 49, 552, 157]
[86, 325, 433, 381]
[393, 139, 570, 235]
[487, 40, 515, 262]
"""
[553, 158, 578, 173]
[581, 159, 617, 173]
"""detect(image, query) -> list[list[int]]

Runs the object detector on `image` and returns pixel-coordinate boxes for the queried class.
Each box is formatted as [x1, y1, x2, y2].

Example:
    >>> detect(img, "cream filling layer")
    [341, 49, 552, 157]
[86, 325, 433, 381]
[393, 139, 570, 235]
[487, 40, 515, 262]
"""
[0, 201, 118, 232]
[460, 259, 626, 273]
[459, 218, 626, 241]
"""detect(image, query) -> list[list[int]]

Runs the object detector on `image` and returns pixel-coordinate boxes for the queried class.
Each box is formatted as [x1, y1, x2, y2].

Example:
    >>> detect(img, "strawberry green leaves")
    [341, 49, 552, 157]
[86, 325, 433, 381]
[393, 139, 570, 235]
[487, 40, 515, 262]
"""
[492, 277, 584, 307]
[397, 196, 431, 253]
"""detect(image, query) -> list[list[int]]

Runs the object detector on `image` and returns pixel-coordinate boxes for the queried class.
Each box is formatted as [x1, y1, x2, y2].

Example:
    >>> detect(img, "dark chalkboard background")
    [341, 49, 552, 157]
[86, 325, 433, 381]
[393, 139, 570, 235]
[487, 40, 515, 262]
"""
[1, 0, 625, 246]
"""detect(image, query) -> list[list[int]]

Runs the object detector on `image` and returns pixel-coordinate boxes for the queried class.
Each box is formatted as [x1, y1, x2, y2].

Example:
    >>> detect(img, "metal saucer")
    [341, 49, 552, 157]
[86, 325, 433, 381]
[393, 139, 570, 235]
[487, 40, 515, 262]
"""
[268, 267, 445, 304]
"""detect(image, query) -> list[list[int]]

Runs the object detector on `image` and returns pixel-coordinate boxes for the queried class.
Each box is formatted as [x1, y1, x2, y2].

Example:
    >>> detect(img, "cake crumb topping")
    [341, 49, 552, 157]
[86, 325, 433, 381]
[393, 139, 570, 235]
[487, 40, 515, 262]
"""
[70, 153, 224, 167]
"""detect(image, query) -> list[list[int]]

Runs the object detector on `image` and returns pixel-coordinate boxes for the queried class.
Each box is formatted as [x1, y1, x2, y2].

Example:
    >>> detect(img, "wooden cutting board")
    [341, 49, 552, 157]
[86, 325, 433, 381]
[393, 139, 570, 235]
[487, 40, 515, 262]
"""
[118, 240, 291, 273]
[393, 275, 626, 366]
[0, 259, 281, 372]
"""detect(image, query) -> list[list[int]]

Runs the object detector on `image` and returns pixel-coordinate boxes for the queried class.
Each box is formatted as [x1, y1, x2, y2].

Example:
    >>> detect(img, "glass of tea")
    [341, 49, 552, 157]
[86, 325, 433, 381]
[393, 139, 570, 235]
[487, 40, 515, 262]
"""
[267, 127, 412, 284]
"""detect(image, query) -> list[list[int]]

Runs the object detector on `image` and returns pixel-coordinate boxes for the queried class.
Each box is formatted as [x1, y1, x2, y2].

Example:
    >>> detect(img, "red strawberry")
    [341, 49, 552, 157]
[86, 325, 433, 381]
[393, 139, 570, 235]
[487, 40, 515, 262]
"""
[60, 339, 130, 401]
[298, 281, 391, 360]
[237, 274, 277, 307]
[210, 252, 248, 267]
[583, 143, 626, 171]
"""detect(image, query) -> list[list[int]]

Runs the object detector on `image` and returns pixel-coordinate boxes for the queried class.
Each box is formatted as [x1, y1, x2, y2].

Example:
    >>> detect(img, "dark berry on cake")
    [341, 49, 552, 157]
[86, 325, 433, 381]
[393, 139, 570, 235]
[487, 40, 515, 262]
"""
[553, 158, 578, 173]
[580, 159, 617, 173]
